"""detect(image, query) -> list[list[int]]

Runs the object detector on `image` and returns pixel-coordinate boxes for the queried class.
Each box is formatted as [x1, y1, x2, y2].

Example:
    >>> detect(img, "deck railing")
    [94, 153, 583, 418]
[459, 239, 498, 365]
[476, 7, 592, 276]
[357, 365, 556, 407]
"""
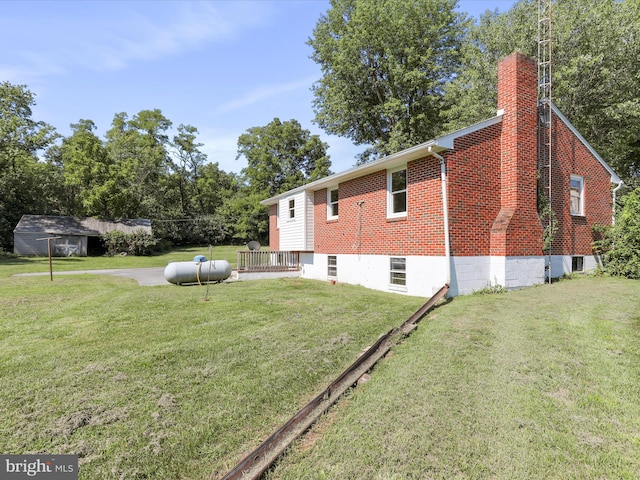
[236, 250, 300, 272]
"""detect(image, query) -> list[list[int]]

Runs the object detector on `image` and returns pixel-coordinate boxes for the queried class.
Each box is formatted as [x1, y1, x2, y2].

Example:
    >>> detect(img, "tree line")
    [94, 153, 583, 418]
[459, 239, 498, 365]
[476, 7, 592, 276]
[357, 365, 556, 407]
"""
[0, 90, 331, 249]
[1, 0, 638, 255]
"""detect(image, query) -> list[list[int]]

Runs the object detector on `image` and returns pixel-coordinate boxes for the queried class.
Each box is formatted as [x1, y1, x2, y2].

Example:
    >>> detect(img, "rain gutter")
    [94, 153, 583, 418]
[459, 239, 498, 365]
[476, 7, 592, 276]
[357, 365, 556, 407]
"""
[429, 147, 451, 285]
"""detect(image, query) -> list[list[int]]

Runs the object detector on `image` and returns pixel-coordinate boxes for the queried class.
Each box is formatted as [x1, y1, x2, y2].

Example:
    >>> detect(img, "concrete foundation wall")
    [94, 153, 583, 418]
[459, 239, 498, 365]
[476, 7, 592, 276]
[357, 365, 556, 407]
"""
[301, 253, 547, 298]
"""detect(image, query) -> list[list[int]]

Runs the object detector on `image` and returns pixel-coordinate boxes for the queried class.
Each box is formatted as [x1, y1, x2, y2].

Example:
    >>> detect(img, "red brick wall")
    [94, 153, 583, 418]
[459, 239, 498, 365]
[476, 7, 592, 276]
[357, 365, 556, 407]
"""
[313, 163, 445, 256]
[447, 124, 502, 256]
[545, 117, 613, 255]
[268, 204, 279, 251]
[490, 52, 544, 256]
[312, 122, 503, 257]
[277, 52, 613, 260]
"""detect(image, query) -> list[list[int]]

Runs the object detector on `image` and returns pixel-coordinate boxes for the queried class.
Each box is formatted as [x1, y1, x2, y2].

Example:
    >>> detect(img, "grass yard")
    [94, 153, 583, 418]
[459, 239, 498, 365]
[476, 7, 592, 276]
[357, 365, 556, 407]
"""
[268, 276, 640, 480]
[2, 251, 639, 479]
[0, 250, 425, 479]
[0, 245, 242, 274]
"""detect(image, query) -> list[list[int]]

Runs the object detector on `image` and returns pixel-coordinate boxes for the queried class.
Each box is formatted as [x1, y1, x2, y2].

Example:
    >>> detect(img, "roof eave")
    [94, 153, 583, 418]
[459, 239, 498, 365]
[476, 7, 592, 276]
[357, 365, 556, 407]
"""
[261, 113, 504, 205]
[550, 104, 621, 184]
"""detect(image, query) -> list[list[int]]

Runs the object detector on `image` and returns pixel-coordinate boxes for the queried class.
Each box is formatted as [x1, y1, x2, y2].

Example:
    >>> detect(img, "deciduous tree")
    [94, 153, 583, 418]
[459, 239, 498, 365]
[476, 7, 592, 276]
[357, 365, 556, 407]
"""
[594, 187, 640, 278]
[59, 119, 115, 217]
[0, 82, 58, 249]
[443, 0, 640, 185]
[308, 0, 468, 162]
[105, 109, 173, 218]
[237, 118, 331, 198]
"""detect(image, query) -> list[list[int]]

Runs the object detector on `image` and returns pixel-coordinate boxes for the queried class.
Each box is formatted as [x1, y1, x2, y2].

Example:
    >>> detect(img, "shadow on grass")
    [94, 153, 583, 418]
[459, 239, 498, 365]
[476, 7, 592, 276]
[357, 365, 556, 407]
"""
[0, 256, 40, 266]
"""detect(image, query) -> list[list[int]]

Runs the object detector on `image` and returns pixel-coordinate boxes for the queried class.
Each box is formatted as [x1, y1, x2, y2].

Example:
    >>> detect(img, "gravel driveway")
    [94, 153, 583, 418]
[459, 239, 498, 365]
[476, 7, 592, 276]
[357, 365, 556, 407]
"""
[14, 267, 170, 286]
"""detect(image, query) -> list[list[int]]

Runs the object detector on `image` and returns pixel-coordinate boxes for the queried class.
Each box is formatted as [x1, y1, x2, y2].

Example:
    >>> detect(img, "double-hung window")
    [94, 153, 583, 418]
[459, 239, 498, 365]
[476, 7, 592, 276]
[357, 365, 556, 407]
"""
[570, 175, 584, 216]
[288, 199, 296, 218]
[327, 188, 339, 220]
[388, 167, 407, 218]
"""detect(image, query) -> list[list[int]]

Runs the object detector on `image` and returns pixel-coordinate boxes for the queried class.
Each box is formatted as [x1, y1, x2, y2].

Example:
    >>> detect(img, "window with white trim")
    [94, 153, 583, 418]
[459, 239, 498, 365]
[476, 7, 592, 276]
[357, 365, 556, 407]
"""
[570, 175, 584, 216]
[327, 188, 339, 219]
[328, 255, 337, 277]
[388, 168, 407, 218]
[288, 199, 295, 218]
[390, 257, 406, 286]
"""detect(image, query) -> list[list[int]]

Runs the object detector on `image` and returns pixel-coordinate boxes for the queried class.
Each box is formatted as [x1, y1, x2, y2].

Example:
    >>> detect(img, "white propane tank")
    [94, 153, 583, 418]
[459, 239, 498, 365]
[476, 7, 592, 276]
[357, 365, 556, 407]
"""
[164, 260, 231, 285]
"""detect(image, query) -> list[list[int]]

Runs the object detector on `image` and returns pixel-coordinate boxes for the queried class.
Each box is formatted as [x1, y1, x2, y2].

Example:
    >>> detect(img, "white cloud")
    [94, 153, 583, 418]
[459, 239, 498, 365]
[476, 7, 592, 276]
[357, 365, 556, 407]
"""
[86, 2, 244, 71]
[0, 1, 273, 79]
[215, 75, 317, 114]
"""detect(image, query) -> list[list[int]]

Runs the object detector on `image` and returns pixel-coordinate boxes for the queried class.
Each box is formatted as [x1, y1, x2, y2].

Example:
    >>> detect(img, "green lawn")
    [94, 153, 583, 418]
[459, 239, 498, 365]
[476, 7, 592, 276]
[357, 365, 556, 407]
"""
[268, 276, 640, 480]
[1, 253, 639, 479]
[0, 252, 424, 479]
[0, 245, 242, 276]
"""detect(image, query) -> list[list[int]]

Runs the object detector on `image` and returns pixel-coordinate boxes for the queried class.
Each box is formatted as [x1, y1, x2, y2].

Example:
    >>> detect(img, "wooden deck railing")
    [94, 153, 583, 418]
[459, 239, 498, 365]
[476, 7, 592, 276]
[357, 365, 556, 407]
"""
[236, 250, 300, 272]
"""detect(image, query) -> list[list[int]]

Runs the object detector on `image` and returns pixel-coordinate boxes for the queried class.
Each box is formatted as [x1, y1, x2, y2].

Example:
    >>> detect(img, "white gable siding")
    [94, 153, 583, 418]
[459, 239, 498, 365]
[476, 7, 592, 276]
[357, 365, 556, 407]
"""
[304, 191, 314, 250]
[278, 191, 313, 251]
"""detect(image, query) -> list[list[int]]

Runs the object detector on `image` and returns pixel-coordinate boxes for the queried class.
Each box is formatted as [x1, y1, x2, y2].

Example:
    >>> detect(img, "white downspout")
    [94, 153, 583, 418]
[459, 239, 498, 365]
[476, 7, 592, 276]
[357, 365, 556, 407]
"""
[612, 180, 623, 225]
[429, 148, 451, 285]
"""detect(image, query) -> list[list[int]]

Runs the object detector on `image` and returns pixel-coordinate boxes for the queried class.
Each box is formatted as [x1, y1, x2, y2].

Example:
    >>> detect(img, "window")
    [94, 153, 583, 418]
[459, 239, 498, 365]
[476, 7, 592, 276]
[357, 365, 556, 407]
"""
[572, 256, 584, 272]
[288, 199, 295, 218]
[390, 257, 406, 286]
[328, 188, 339, 219]
[388, 168, 407, 218]
[570, 175, 584, 216]
[328, 255, 337, 277]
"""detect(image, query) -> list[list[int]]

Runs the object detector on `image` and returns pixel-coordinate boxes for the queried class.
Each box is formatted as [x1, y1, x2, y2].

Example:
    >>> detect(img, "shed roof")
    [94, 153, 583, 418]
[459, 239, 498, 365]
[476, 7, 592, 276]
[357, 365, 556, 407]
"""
[13, 215, 152, 236]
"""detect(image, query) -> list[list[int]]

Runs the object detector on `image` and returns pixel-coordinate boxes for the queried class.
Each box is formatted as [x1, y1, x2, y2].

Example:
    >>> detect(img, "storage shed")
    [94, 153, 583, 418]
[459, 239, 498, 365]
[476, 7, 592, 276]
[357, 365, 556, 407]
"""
[13, 215, 152, 256]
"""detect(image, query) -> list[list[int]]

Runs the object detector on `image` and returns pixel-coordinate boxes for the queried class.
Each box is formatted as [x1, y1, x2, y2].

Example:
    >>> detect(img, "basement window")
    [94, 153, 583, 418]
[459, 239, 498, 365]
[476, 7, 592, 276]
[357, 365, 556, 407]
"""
[390, 257, 406, 287]
[387, 167, 407, 218]
[328, 255, 337, 277]
[572, 256, 584, 273]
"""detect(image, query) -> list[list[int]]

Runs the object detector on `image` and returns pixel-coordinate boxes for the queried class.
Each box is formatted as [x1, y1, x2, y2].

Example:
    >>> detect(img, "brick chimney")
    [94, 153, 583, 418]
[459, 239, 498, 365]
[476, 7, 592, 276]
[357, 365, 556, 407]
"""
[490, 52, 543, 258]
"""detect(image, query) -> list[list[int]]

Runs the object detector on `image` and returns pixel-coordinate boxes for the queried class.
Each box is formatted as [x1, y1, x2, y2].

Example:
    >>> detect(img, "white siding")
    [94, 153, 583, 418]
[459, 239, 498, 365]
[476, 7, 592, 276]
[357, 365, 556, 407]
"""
[278, 192, 313, 251]
[304, 192, 314, 251]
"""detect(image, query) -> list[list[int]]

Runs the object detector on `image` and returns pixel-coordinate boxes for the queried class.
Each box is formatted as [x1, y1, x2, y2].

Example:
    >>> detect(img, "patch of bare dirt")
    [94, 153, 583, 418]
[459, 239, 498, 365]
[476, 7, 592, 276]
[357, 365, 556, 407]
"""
[157, 392, 177, 409]
[297, 405, 342, 454]
[50, 406, 128, 438]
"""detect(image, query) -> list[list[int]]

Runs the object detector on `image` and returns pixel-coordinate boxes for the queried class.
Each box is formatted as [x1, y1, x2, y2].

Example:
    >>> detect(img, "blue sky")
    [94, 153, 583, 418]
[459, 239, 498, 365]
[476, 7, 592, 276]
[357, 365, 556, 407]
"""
[1, 1, 515, 175]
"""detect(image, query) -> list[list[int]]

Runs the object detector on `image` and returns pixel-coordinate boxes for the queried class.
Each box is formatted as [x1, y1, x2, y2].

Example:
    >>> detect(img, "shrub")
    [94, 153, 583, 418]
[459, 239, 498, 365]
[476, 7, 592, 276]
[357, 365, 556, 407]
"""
[593, 187, 640, 279]
[0, 247, 16, 259]
[151, 215, 230, 246]
[102, 229, 160, 256]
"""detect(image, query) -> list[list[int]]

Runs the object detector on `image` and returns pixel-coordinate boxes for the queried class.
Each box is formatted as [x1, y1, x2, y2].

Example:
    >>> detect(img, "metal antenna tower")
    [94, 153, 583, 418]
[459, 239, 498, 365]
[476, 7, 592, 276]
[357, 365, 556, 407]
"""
[538, 0, 553, 284]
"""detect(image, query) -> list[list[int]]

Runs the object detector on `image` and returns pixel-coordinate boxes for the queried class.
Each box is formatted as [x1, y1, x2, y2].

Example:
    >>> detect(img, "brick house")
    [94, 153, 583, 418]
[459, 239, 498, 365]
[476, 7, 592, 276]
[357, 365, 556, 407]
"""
[261, 53, 622, 297]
